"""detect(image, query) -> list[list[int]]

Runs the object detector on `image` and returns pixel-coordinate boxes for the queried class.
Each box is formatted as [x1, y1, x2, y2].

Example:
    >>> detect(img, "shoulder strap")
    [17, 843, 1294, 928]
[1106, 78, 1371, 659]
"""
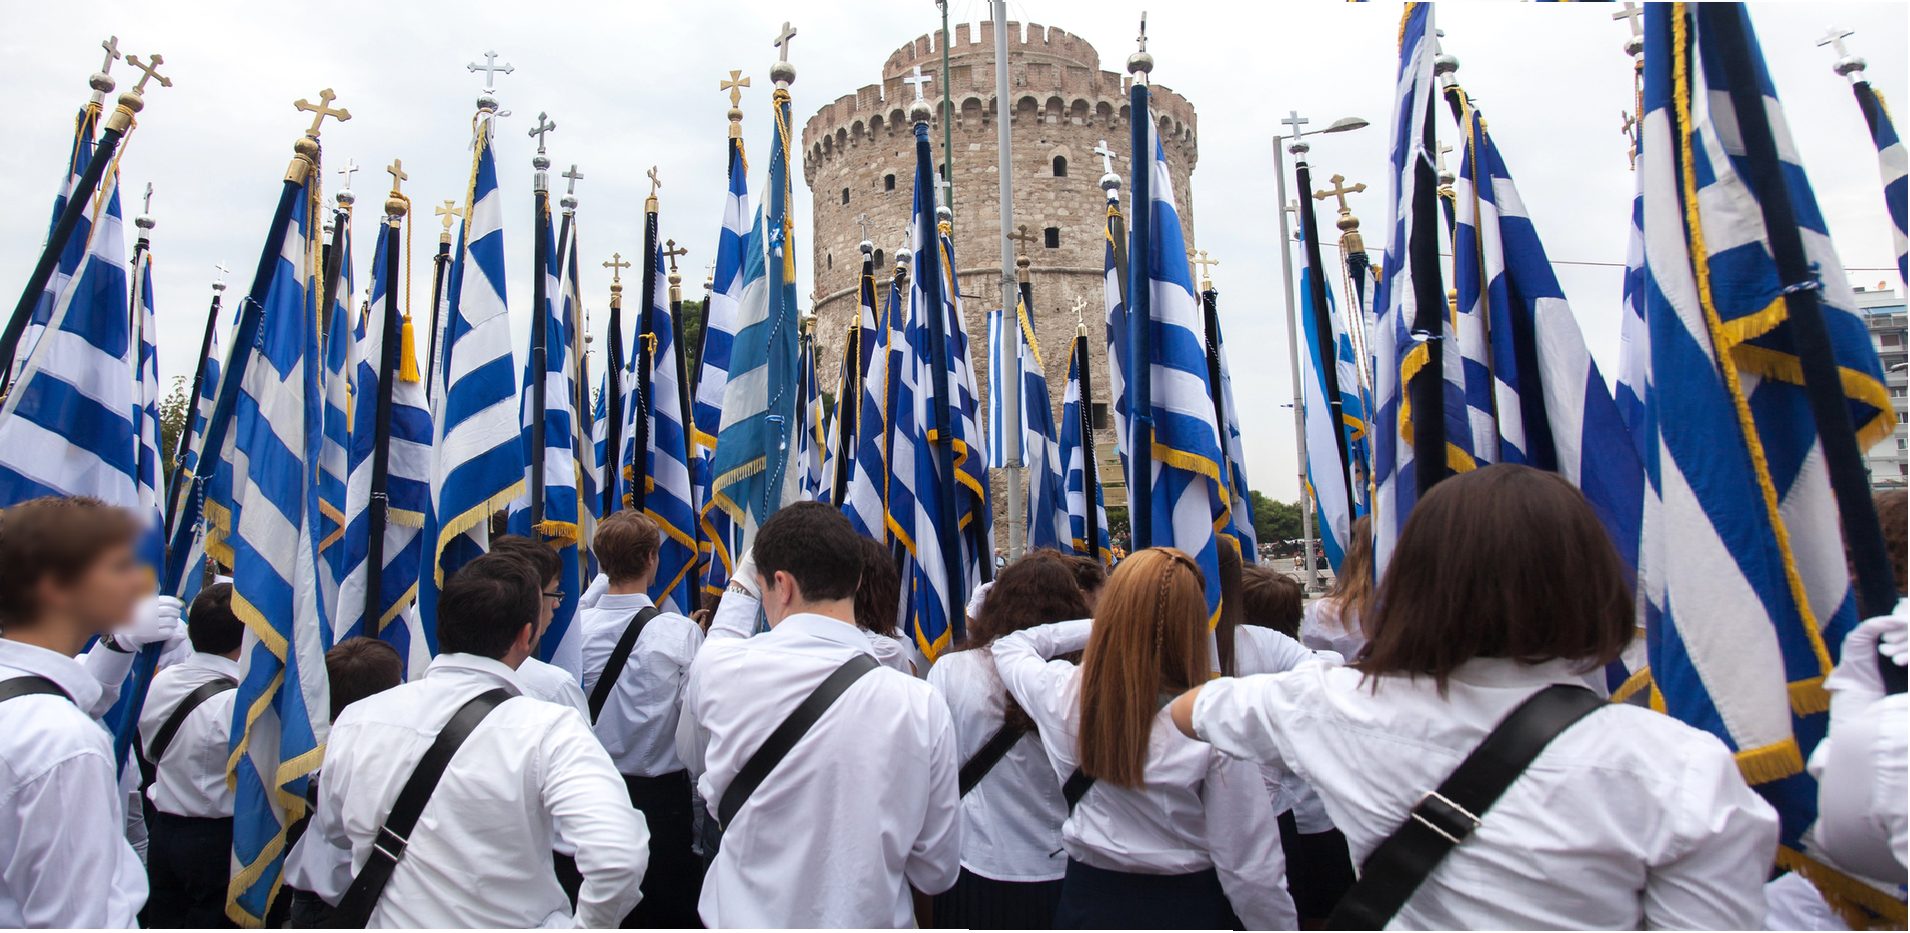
[0, 675, 67, 705]
[1060, 767, 1095, 812]
[958, 722, 1028, 797]
[717, 653, 881, 830]
[138, 676, 237, 791]
[1326, 683, 1605, 930]
[331, 688, 514, 929]
[588, 606, 661, 724]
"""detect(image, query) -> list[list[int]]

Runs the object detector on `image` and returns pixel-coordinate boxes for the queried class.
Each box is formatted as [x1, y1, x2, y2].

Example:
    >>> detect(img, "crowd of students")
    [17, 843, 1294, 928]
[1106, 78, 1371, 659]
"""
[0, 464, 1902, 928]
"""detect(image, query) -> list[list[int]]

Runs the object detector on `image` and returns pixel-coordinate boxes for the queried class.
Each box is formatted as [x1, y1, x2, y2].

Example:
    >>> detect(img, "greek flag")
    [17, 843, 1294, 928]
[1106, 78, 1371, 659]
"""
[1636, 3, 1893, 854]
[17, 97, 107, 372]
[709, 83, 799, 545]
[796, 332, 825, 499]
[642, 244, 701, 616]
[168, 295, 222, 539]
[130, 235, 165, 573]
[1298, 266, 1368, 568]
[208, 169, 330, 927]
[1616, 153, 1651, 460]
[819, 267, 869, 508]
[842, 267, 905, 541]
[1133, 122, 1229, 618]
[335, 217, 431, 676]
[986, 304, 1012, 471]
[939, 226, 994, 582]
[562, 217, 597, 564]
[318, 211, 356, 637]
[593, 300, 633, 518]
[1209, 303, 1257, 555]
[419, 112, 526, 646]
[694, 134, 750, 595]
[1008, 304, 1070, 552]
[1848, 77, 1907, 283]
[511, 204, 585, 671]
[1449, 91, 1644, 579]
[1103, 203, 1131, 484]
[1060, 336, 1112, 563]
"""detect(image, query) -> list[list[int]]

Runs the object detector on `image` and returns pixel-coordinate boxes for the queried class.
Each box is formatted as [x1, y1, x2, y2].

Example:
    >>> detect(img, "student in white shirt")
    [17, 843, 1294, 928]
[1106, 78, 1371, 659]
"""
[681, 502, 961, 927]
[1171, 464, 1780, 929]
[853, 535, 917, 675]
[577, 510, 705, 927]
[0, 496, 167, 928]
[994, 547, 1297, 931]
[927, 551, 1091, 929]
[491, 535, 590, 717]
[137, 581, 244, 928]
[1299, 513, 1373, 660]
[1809, 607, 1907, 879]
[291, 553, 648, 928]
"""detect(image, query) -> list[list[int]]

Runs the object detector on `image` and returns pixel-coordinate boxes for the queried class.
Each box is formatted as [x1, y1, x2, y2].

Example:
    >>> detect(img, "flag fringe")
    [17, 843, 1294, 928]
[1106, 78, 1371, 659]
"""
[1776, 845, 1909, 928]
[1734, 737, 1804, 785]
[1787, 676, 1829, 715]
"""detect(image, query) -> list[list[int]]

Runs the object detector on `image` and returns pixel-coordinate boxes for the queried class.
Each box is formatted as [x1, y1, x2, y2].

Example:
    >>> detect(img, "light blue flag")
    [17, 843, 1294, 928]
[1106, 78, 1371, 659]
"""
[419, 111, 526, 648]
[642, 244, 702, 616]
[318, 207, 355, 643]
[336, 214, 432, 676]
[1637, 2, 1893, 857]
[842, 265, 905, 541]
[1060, 335, 1112, 564]
[210, 168, 330, 927]
[694, 133, 751, 597]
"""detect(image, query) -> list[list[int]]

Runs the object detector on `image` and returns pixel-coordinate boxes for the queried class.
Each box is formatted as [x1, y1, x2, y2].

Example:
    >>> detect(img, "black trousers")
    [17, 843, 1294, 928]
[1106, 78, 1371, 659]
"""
[932, 866, 1064, 929]
[144, 811, 236, 929]
[1052, 858, 1237, 930]
[1276, 810, 1356, 923]
[622, 770, 704, 929]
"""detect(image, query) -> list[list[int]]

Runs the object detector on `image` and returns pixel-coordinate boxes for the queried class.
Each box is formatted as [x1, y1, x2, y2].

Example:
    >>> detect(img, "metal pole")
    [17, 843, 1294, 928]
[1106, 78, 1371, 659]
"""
[940, 0, 956, 215]
[1272, 139, 1318, 589]
[991, 0, 1025, 560]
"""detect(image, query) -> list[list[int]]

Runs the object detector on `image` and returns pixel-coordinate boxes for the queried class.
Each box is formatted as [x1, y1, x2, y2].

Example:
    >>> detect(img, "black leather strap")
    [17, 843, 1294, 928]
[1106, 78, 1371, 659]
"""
[1326, 683, 1605, 930]
[958, 722, 1027, 797]
[331, 688, 513, 928]
[589, 606, 660, 724]
[1061, 767, 1095, 812]
[717, 653, 880, 830]
[137, 676, 236, 791]
[0, 676, 67, 704]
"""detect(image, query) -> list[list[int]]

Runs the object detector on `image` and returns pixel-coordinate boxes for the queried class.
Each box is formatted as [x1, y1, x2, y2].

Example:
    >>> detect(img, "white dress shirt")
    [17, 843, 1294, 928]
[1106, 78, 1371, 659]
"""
[516, 655, 589, 719]
[683, 597, 961, 928]
[867, 629, 918, 676]
[1192, 657, 1780, 930]
[993, 620, 1297, 930]
[0, 638, 146, 928]
[1231, 627, 1339, 833]
[1300, 597, 1366, 659]
[927, 647, 1068, 882]
[1807, 609, 1909, 879]
[580, 592, 703, 777]
[136, 651, 239, 818]
[288, 653, 648, 928]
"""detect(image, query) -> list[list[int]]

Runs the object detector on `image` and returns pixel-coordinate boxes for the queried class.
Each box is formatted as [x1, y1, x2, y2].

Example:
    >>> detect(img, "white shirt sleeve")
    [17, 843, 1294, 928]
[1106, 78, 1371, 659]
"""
[1190, 674, 1302, 771]
[294, 768, 357, 906]
[1638, 732, 1779, 931]
[78, 646, 136, 717]
[991, 620, 1092, 734]
[1202, 753, 1298, 930]
[1, 748, 143, 927]
[905, 698, 964, 896]
[540, 708, 651, 928]
[706, 590, 761, 643]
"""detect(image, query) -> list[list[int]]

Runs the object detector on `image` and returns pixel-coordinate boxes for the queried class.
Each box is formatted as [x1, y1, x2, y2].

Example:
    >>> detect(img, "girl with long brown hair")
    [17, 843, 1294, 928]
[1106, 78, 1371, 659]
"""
[994, 548, 1295, 930]
[925, 551, 1090, 929]
[1301, 514, 1375, 658]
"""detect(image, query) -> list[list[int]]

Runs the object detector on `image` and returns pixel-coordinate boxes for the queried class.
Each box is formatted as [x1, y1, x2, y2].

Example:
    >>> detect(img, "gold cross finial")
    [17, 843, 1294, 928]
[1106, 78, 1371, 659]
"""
[1007, 223, 1042, 255]
[126, 53, 171, 96]
[1313, 174, 1366, 215]
[386, 158, 408, 193]
[604, 251, 632, 285]
[98, 37, 121, 76]
[435, 199, 462, 234]
[647, 166, 661, 197]
[1188, 249, 1219, 290]
[663, 239, 688, 273]
[294, 88, 351, 137]
[721, 70, 751, 107]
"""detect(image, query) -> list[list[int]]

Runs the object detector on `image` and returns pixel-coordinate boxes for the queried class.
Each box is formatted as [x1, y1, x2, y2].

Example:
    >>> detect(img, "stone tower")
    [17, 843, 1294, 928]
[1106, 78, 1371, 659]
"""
[801, 20, 1199, 510]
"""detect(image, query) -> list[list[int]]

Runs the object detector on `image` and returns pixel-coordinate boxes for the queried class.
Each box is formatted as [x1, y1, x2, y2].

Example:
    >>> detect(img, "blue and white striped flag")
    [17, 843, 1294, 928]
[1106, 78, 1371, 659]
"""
[1298, 265, 1368, 569]
[1102, 203, 1131, 489]
[562, 216, 598, 571]
[130, 231, 165, 573]
[1637, 2, 1894, 855]
[842, 267, 905, 541]
[17, 96, 108, 372]
[1847, 76, 1907, 283]
[642, 244, 702, 616]
[1060, 335, 1112, 564]
[207, 166, 330, 927]
[1010, 304, 1070, 552]
[336, 216, 432, 676]
[796, 332, 825, 499]
[1209, 302, 1257, 556]
[694, 133, 751, 596]
[317, 209, 356, 640]
[938, 225, 993, 585]
[419, 112, 526, 647]
[169, 295, 223, 537]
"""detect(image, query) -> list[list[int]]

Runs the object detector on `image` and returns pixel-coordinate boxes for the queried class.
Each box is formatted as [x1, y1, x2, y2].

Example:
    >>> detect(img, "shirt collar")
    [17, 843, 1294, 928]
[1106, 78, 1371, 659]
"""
[1446, 656, 1598, 690]
[593, 591, 656, 613]
[185, 652, 242, 679]
[0, 637, 103, 709]
[425, 652, 526, 695]
[769, 613, 875, 654]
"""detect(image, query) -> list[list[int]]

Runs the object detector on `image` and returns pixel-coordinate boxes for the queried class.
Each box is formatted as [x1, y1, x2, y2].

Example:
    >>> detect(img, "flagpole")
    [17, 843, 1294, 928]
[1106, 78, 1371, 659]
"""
[602, 258, 629, 517]
[1271, 135, 1318, 590]
[1704, 5, 1898, 625]
[529, 117, 555, 530]
[166, 281, 223, 535]
[1125, 21, 1155, 551]
[987, 0, 1027, 561]
[1294, 155, 1360, 525]
[0, 59, 166, 400]
[1074, 328, 1104, 555]
[631, 180, 660, 515]
[1406, 9, 1451, 498]
[913, 104, 967, 631]
[363, 195, 406, 637]
[426, 204, 456, 399]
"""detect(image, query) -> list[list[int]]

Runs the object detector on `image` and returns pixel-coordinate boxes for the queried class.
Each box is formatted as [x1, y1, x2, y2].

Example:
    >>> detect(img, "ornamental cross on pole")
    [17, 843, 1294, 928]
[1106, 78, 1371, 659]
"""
[647, 166, 661, 199]
[98, 36, 121, 76]
[774, 22, 798, 62]
[663, 239, 689, 273]
[435, 199, 462, 234]
[855, 213, 871, 241]
[1092, 139, 1118, 175]
[1280, 111, 1309, 139]
[143, 182, 154, 216]
[722, 70, 750, 106]
[294, 88, 350, 137]
[386, 158, 407, 194]
[604, 251, 632, 285]
[1189, 249, 1219, 285]
[126, 53, 171, 96]
[1136, 13, 1148, 54]
[468, 50, 514, 91]
[529, 112, 556, 152]
[338, 158, 359, 191]
[563, 164, 584, 195]
[1612, 3, 1644, 38]
[1314, 174, 1366, 214]
[1816, 27, 1855, 58]
[904, 65, 933, 104]
[1008, 224, 1042, 256]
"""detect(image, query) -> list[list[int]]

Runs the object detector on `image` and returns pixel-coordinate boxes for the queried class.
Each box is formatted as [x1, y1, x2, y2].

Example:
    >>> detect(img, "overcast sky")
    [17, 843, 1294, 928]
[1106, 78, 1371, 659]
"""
[0, 1, 1902, 501]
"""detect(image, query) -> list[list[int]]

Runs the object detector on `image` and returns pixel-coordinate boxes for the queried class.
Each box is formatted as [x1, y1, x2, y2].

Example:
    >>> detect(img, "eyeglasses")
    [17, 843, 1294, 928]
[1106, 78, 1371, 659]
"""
[543, 590, 564, 601]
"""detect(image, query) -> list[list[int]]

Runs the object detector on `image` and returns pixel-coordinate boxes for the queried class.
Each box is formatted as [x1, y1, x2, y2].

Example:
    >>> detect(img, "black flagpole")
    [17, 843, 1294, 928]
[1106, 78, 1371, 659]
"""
[1294, 160, 1360, 523]
[363, 207, 404, 636]
[166, 285, 223, 536]
[1406, 85, 1450, 496]
[1074, 331, 1104, 558]
[425, 232, 451, 401]
[529, 180, 552, 530]
[1125, 76, 1154, 550]
[631, 200, 659, 515]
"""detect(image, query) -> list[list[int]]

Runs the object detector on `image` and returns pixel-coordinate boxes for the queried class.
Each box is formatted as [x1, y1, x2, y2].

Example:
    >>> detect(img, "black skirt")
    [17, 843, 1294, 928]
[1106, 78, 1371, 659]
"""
[1052, 858, 1238, 930]
[932, 866, 1065, 930]
[622, 769, 705, 929]
[1276, 810, 1356, 923]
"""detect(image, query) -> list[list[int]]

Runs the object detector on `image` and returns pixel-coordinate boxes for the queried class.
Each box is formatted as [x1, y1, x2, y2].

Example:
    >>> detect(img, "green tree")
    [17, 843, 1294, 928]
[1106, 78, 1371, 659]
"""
[680, 298, 706, 375]
[1250, 490, 1304, 544]
[157, 376, 191, 482]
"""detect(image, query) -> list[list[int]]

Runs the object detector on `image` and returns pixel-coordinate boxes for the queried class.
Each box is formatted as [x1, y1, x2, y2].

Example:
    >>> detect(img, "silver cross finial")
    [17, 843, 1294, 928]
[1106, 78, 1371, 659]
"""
[1280, 111, 1309, 141]
[1613, 3, 1644, 38]
[903, 65, 934, 103]
[529, 112, 556, 152]
[1817, 27, 1856, 58]
[338, 158, 359, 191]
[142, 182, 154, 216]
[1136, 12, 1148, 54]
[1092, 139, 1118, 175]
[1435, 141, 1454, 177]
[214, 261, 230, 283]
[774, 22, 798, 62]
[646, 166, 661, 197]
[563, 164, 583, 195]
[468, 50, 514, 91]
[98, 36, 121, 76]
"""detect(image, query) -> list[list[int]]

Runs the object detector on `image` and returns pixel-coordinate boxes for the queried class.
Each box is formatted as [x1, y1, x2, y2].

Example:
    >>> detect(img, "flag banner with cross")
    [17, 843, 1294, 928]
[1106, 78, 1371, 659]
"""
[1060, 318, 1113, 564]
[640, 240, 702, 616]
[596, 250, 633, 517]
[317, 182, 358, 629]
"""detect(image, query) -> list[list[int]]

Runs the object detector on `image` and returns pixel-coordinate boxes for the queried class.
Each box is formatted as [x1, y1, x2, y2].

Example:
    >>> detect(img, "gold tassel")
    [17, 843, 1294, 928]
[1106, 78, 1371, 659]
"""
[399, 314, 421, 383]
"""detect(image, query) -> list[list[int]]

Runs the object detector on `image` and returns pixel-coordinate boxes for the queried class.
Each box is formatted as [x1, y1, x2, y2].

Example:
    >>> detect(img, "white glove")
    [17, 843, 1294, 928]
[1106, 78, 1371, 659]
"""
[579, 573, 610, 611]
[965, 581, 994, 621]
[1825, 609, 1908, 721]
[112, 595, 185, 650]
[731, 551, 762, 602]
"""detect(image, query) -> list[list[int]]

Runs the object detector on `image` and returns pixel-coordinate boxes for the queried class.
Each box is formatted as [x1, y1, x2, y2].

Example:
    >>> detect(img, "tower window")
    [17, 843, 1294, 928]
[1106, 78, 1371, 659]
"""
[1044, 227, 1061, 249]
[841, 187, 850, 205]
[1053, 155, 1068, 177]
[884, 173, 896, 191]
[873, 248, 885, 269]
[1091, 402, 1109, 430]
[827, 253, 833, 270]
